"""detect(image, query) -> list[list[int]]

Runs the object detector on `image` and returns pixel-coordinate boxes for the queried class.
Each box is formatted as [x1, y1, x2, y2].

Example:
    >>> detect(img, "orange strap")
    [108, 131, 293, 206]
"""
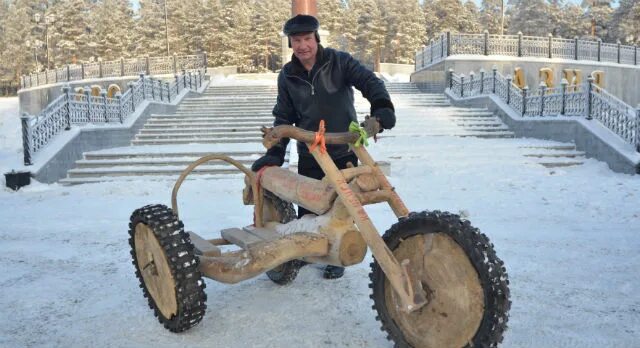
[309, 119, 327, 154]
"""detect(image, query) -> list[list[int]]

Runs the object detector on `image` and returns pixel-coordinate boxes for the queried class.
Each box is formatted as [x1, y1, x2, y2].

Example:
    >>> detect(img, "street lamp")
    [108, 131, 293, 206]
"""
[45, 14, 54, 69]
[164, 0, 170, 56]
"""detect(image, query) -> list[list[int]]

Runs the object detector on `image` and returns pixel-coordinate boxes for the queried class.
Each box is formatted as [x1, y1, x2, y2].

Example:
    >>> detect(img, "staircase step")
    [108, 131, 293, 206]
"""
[85, 150, 262, 160]
[131, 137, 261, 145]
[139, 126, 263, 134]
[75, 157, 257, 168]
[135, 131, 262, 139]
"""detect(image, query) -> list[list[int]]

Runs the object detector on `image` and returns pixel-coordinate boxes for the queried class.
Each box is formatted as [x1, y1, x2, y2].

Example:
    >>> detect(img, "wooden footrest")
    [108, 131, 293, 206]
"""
[188, 231, 222, 257]
[221, 226, 282, 249]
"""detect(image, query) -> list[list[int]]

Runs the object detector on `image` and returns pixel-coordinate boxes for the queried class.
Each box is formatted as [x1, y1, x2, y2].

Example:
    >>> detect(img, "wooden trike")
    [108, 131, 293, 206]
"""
[128, 120, 511, 347]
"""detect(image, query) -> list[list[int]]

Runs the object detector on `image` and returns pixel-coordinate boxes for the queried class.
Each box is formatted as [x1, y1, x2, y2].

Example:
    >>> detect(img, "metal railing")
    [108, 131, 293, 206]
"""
[20, 69, 205, 165]
[416, 32, 640, 70]
[20, 53, 207, 89]
[448, 67, 640, 152]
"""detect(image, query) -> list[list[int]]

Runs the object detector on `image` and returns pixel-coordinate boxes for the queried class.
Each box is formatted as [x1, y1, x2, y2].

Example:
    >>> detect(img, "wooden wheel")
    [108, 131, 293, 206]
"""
[134, 223, 178, 319]
[370, 211, 510, 348]
[384, 233, 484, 347]
[128, 204, 207, 333]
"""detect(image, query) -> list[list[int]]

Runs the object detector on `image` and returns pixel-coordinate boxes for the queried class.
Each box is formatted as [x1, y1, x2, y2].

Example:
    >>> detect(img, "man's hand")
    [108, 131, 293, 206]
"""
[361, 115, 381, 136]
[371, 107, 396, 130]
[251, 146, 285, 172]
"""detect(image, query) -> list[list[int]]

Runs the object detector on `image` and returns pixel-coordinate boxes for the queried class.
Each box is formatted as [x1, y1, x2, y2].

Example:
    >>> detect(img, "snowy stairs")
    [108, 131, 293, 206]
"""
[60, 84, 280, 185]
[59, 81, 583, 185]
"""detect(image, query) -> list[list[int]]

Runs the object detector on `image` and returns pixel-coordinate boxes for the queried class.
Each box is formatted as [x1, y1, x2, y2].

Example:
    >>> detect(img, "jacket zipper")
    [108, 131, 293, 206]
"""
[286, 61, 330, 96]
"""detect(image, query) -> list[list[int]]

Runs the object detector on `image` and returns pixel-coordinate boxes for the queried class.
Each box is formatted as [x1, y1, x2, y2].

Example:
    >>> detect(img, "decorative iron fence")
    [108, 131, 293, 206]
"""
[416, 32, 640, 70]
[448, 67, 640, 152]
[1, 80, 18, 96]
[20, 69, 205, 165]
[20, 53, 207, 89]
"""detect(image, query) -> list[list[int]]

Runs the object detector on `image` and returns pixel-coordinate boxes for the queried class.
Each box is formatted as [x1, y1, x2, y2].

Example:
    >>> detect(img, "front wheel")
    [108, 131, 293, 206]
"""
[369, 211, 510, 348]
[128, 204, 207, 332]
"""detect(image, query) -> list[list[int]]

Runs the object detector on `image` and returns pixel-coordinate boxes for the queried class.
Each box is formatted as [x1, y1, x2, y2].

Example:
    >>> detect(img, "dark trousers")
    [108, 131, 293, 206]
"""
[297, 153, 358, 218]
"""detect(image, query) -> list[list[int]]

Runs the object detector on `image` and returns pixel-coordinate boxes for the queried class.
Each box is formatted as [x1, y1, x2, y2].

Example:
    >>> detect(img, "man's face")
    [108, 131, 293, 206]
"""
[290, 32, 318, 64]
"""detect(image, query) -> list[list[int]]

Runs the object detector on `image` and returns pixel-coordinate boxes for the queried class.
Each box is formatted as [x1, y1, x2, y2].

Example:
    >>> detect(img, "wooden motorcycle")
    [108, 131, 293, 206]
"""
[128, 119, 511, 347]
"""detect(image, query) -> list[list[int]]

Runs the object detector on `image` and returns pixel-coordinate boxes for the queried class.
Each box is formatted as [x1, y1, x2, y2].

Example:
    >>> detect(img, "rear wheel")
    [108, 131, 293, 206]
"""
[263, 192, 304, 285]
[129, 204, 207, 332]
[370, 211, 510, 347]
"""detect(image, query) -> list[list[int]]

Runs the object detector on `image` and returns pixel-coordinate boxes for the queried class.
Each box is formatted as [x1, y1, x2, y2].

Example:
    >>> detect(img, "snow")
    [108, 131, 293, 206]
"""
[1, 87, 640, 348]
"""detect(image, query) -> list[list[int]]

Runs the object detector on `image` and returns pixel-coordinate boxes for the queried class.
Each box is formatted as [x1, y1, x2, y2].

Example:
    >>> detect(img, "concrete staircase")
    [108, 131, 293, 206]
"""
[59, 81, 583, 185]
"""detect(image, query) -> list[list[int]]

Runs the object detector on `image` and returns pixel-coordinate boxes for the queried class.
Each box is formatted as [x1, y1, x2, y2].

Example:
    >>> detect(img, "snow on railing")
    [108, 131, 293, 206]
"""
[20, 53, 207, 89]
[416, 32, 640, 71]
[20, 69, 205, 165]
[448, 67, 640, 152]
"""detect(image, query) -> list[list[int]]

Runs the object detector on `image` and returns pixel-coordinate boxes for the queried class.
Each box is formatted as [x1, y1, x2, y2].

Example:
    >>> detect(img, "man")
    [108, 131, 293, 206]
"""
[251, 14, 396, 279]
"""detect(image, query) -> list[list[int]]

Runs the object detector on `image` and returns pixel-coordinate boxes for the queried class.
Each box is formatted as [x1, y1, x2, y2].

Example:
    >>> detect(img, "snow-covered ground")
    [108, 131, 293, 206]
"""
[1, 91, 639, 347]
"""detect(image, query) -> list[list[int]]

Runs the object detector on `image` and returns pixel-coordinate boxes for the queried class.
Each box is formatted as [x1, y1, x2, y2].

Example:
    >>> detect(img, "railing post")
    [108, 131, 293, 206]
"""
[469, 71, 475, 94]
[522, 86, 528, 116]
[188, 71, 193, 89]
[128, 82, 136, 112]
[120, 57, 125, 76]
[448, 69, 454, 90]
[517, 32, 523, 57]
[574, 36, 579, 60]
[430, 41, 433, 63]
[479, 68, 485, 94]
[145, 56, 150, 75]
[617, 40, 621, 64]
[175, 74, 180, 94]
[506, 75, 512, 105]
[182, 70, 187, 88]
[36, 73, 39, 86]
[101, 90, 108, 122]
[492, 66, 497, 93]
[597, 39, 602, 62]
[99, 59, 103, 78]
[173, 53, 178, 74]
[45, 70, 48, 84]
[66, 65, 70, 81]
[29, 74, 33, 87]
[460, 74, 465, 97]
[55, 69, 58, 83]
[203, 53, 208, 74]
[548, 33, 553, 59]
[116, 92, 124, 123]
[81, 63, 85, 80]
[539, 82, 547, 116]
[561, 78, 568, 116]
[484, 30, 489, 56]
[21, 113, 33, 165]
[586, 76, 594, 120]
[166, 82, 171, 103]
[423, 45, 427, 67]
[635, 46, 638, 65]
[150, 77, 155, 100]
[140, 74, 146, 99]
[63, 85, 72, 130]
[445, 32, 450, 57]
[636, 105, 640, 152]
[84, 89, 91, 122]
[20, 76, 24, 89]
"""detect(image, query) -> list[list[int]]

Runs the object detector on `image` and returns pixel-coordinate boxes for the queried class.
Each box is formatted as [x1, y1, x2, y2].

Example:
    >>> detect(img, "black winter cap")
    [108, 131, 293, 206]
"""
[283, 14, 320, 36]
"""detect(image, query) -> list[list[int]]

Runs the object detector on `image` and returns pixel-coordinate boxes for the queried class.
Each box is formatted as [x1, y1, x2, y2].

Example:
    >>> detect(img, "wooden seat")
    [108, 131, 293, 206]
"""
[187, 231, 222, 256]
[221, 226, 283, 249]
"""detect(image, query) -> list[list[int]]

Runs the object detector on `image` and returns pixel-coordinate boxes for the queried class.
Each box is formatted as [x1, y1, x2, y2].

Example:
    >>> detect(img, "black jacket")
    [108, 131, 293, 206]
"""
[271, 45, 394, 159]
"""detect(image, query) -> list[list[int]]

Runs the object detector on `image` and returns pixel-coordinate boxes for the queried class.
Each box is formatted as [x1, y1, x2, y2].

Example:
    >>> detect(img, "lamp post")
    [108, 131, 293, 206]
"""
[45, 14, 54, 69]
[164, 0, 170, 56]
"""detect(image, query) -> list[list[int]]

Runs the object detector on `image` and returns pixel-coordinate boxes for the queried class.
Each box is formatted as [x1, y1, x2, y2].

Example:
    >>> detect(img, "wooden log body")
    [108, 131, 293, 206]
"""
[260, 167, 337, 215]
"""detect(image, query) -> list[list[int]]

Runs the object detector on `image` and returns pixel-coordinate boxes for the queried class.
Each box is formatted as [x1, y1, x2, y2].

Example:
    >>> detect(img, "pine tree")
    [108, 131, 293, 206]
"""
[389, 0, 424, 65]
[134, 0, 167, 56]
[480, 0, 504, 34]
[350, 0, 385, 69]
[460, 1, 481, 33]
[339, 1, 359, 53]
[89, 0, 136, 60]
[49, 0, 92, 65]
[507, 0, 550, 36]
[609, 0, 640, 45]
[317, 0, 345, 48]
[581, 0, 613, 40]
